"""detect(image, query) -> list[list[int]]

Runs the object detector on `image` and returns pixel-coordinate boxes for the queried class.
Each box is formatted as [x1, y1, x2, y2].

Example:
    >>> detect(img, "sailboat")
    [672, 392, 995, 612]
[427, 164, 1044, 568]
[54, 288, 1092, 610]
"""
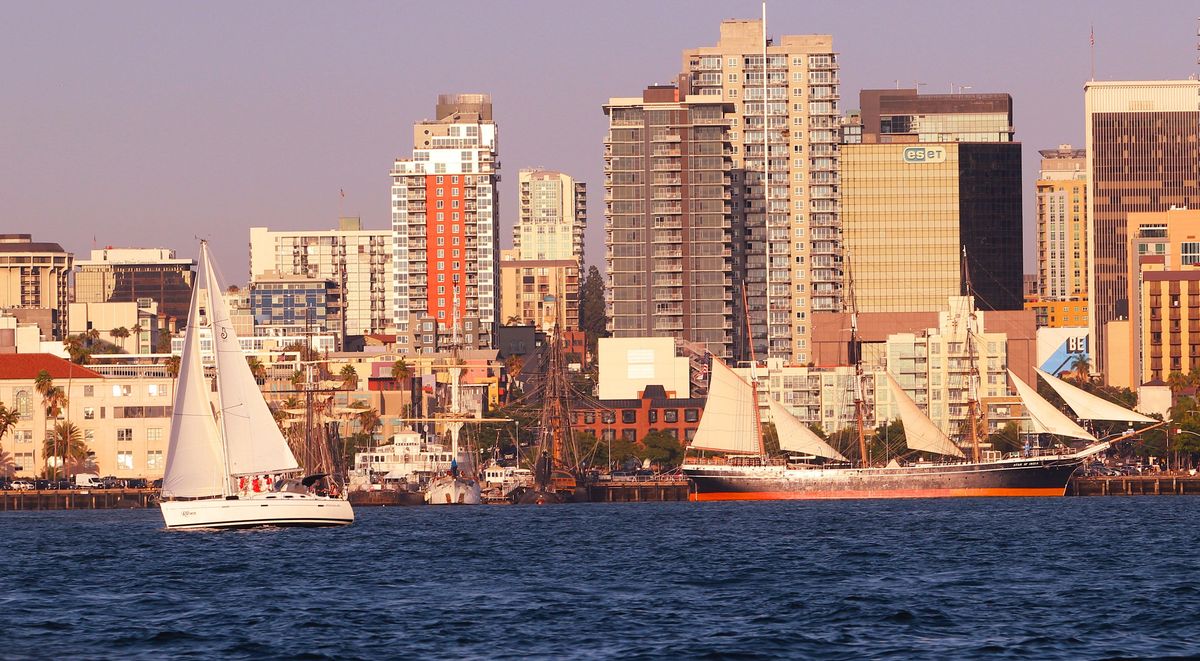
[159, 242, 354, 529]
[682, 356, 1159, 500]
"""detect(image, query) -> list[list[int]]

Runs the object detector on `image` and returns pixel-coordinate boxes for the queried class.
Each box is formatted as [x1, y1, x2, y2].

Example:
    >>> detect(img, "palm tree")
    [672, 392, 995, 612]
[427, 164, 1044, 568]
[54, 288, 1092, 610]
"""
[246, 356, 267, 383]
[390, 358, 411, 381]
[110, 326, 131, 352]
[0, 403, 19, 479]
[1069, 354, 1091, 383]
[63, 335, 91, 364]
[43, 421, 86, 479]
[1168, 370, 1193, 396]
[356, 407, 381, 445]
[165, 355, 181, 378]
[130, 323, 144, 353]
[83, 328, 100, 348]
[339, 365, 359, 390]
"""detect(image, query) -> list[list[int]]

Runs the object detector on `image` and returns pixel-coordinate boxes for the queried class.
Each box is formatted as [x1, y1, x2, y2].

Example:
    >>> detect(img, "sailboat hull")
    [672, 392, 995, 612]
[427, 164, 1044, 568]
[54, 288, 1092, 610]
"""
[684, 457, 1081, 501]
[160, 494, 354, 529]
[424, 476, 482, 505]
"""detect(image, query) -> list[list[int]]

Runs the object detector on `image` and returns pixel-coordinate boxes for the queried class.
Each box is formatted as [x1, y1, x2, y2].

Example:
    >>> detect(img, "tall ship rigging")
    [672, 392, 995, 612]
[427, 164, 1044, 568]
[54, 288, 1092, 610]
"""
[683, 267, 1161, 500]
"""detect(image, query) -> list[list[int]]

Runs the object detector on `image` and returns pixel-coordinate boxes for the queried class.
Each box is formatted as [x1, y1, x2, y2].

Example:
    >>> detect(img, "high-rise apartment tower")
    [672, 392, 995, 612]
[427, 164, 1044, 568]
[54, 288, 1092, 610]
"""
[681, 19, 841, 363]
[603, 85, 737, 358]
[391, 94, 500, 352]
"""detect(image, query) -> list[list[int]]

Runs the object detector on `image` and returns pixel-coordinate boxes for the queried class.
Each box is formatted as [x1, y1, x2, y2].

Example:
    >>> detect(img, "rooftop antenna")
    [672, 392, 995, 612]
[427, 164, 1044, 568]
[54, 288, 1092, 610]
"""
[1090, 23, 1096, 81]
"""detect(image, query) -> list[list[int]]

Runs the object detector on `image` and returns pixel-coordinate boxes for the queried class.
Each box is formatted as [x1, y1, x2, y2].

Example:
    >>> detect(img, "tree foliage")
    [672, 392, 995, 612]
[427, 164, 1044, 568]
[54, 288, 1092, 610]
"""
[577, 265, 608, 354]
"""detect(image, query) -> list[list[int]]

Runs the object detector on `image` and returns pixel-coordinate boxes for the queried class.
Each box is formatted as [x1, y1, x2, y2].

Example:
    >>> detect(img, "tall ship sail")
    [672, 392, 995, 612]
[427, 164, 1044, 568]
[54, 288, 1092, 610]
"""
[159, 242, 354, 529]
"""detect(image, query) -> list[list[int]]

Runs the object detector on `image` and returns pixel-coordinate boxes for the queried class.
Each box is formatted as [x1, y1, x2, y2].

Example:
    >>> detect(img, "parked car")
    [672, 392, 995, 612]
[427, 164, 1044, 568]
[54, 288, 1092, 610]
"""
[11, 480, 34, 491]
[124, 478, 148, 489]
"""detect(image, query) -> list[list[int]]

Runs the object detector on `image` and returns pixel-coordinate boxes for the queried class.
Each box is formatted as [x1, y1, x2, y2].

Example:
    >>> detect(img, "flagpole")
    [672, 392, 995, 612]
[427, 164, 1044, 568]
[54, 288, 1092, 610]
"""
[1090, 24, 1095, 81]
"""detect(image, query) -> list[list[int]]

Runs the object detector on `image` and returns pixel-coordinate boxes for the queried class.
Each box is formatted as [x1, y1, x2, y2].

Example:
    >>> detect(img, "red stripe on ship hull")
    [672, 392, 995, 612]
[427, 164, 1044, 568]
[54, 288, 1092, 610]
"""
[689, 487, 1066, 501]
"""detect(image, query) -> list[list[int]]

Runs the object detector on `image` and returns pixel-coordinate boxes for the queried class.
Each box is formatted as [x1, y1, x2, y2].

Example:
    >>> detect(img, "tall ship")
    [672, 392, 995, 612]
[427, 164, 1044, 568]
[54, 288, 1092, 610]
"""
[159, 242, 354, 529]
[682, 294, 1161, 500]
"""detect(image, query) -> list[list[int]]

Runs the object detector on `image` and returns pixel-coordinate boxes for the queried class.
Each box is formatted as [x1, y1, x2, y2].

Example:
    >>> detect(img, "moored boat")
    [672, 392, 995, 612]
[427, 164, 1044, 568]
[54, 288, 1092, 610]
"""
[682, 338, 1160, 501]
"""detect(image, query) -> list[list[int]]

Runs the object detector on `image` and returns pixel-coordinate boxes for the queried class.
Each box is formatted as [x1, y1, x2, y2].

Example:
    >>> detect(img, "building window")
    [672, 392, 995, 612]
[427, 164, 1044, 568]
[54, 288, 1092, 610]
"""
[602, 412, 616, 424]
[584, 412, 596, 424]
[622, 429, 637, 442]
[1184, 242, 1200, 265]
[148, 428, 163, 442]
[115, 451, 134, 470]
[83, 407, 95, 420]
[117, 428, 133, 442]
[621, 410, 637, 424]
[14, 391, 30, 419]
[147, 450, 163, 470]
[83, 386, 94, 397]
[648, 410, 658, 423]
[685, 409, 699, 422]
[664, 409, 678, 423]
[112, 385, 132, 397]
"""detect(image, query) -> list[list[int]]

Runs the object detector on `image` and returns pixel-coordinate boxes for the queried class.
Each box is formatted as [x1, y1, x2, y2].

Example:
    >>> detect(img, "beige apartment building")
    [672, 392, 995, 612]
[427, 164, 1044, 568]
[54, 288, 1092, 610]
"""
[0, 354, 175, 479]
[1035, 145, 1088, 302]
[1126, 208, 1200, 385]
[249, 218, 392, 339]
[0, 234, 73, 340]
[515, 169, 586, 262]
[681, 19, 841, 363]
[498, 250, 579, 332]
[390, 94, 500, 352]
[1085, 80, 1200, 379]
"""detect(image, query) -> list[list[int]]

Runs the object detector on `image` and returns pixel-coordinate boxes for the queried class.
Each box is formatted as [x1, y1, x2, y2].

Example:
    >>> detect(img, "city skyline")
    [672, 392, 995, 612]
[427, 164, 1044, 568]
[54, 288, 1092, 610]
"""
[3, 1, 1198, 280]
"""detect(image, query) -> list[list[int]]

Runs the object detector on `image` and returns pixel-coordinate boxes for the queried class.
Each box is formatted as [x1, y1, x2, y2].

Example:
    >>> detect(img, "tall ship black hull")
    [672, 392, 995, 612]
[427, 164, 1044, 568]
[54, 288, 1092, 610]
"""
[684, 456, 1083, 501]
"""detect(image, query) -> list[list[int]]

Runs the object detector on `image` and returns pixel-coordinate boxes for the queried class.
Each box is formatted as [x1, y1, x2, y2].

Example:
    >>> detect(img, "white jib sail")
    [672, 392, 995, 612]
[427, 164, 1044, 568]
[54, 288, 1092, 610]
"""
[161, 250, 228, 499]
[689, 357, 762, 454]
[768, 398, 849, 461]
[1008, 370, 1096, 442]
[885, 372, 966, 459]
[201, 244, 300, 476]
[1034, 367, 1155, 424]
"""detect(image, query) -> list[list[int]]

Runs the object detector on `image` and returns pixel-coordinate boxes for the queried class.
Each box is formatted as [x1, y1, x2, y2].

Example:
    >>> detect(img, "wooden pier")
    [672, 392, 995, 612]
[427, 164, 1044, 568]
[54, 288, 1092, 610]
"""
[347, 490, 426, 507]
[0, 489, 157, 511]
[585, 479, 690, 503]
[1069, 475, 1200, 496]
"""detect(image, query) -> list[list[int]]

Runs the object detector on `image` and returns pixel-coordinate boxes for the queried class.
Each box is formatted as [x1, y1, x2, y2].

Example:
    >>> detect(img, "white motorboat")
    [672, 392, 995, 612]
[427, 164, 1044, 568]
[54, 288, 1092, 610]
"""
[159, 241, 353, 530]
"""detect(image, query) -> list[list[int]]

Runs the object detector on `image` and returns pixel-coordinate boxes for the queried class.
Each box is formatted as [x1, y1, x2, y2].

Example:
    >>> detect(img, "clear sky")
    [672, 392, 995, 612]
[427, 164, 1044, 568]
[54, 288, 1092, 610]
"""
[2, 0, 1197, 282]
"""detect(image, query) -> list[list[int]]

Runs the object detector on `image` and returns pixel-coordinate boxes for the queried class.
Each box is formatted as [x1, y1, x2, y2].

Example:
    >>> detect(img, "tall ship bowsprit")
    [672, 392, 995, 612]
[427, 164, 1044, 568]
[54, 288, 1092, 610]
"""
[682, 286, 1163, 500]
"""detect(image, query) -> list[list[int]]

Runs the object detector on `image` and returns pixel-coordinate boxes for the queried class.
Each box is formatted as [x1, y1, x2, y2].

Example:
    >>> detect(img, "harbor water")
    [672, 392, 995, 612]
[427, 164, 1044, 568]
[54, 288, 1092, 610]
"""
[3, 498, 1199, 659]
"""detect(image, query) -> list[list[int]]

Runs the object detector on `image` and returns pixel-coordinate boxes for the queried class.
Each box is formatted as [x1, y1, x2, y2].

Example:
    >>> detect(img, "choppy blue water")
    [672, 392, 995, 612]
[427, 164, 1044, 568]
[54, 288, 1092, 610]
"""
[2, 498, 1199, 659]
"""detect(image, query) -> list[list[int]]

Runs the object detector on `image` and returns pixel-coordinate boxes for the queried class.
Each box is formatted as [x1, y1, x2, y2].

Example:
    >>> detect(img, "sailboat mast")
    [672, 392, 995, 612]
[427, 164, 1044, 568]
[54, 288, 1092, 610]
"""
[201, 242, 234, 497]
[846, 255, 869, 466]
[962, 247, 982, 463]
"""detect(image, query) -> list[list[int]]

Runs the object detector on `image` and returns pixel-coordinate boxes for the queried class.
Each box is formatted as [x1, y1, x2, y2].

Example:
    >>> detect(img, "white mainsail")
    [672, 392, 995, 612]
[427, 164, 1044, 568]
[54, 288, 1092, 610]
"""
[1007, 370, 1096, 442]
[201, 244, 300, 476]
[161, 257, 228, 499]
[768, 398, 849, 461]
[1034, 367, 1155, 424]
[885, 372, 966, 459]
[689, 357, 762, 455]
